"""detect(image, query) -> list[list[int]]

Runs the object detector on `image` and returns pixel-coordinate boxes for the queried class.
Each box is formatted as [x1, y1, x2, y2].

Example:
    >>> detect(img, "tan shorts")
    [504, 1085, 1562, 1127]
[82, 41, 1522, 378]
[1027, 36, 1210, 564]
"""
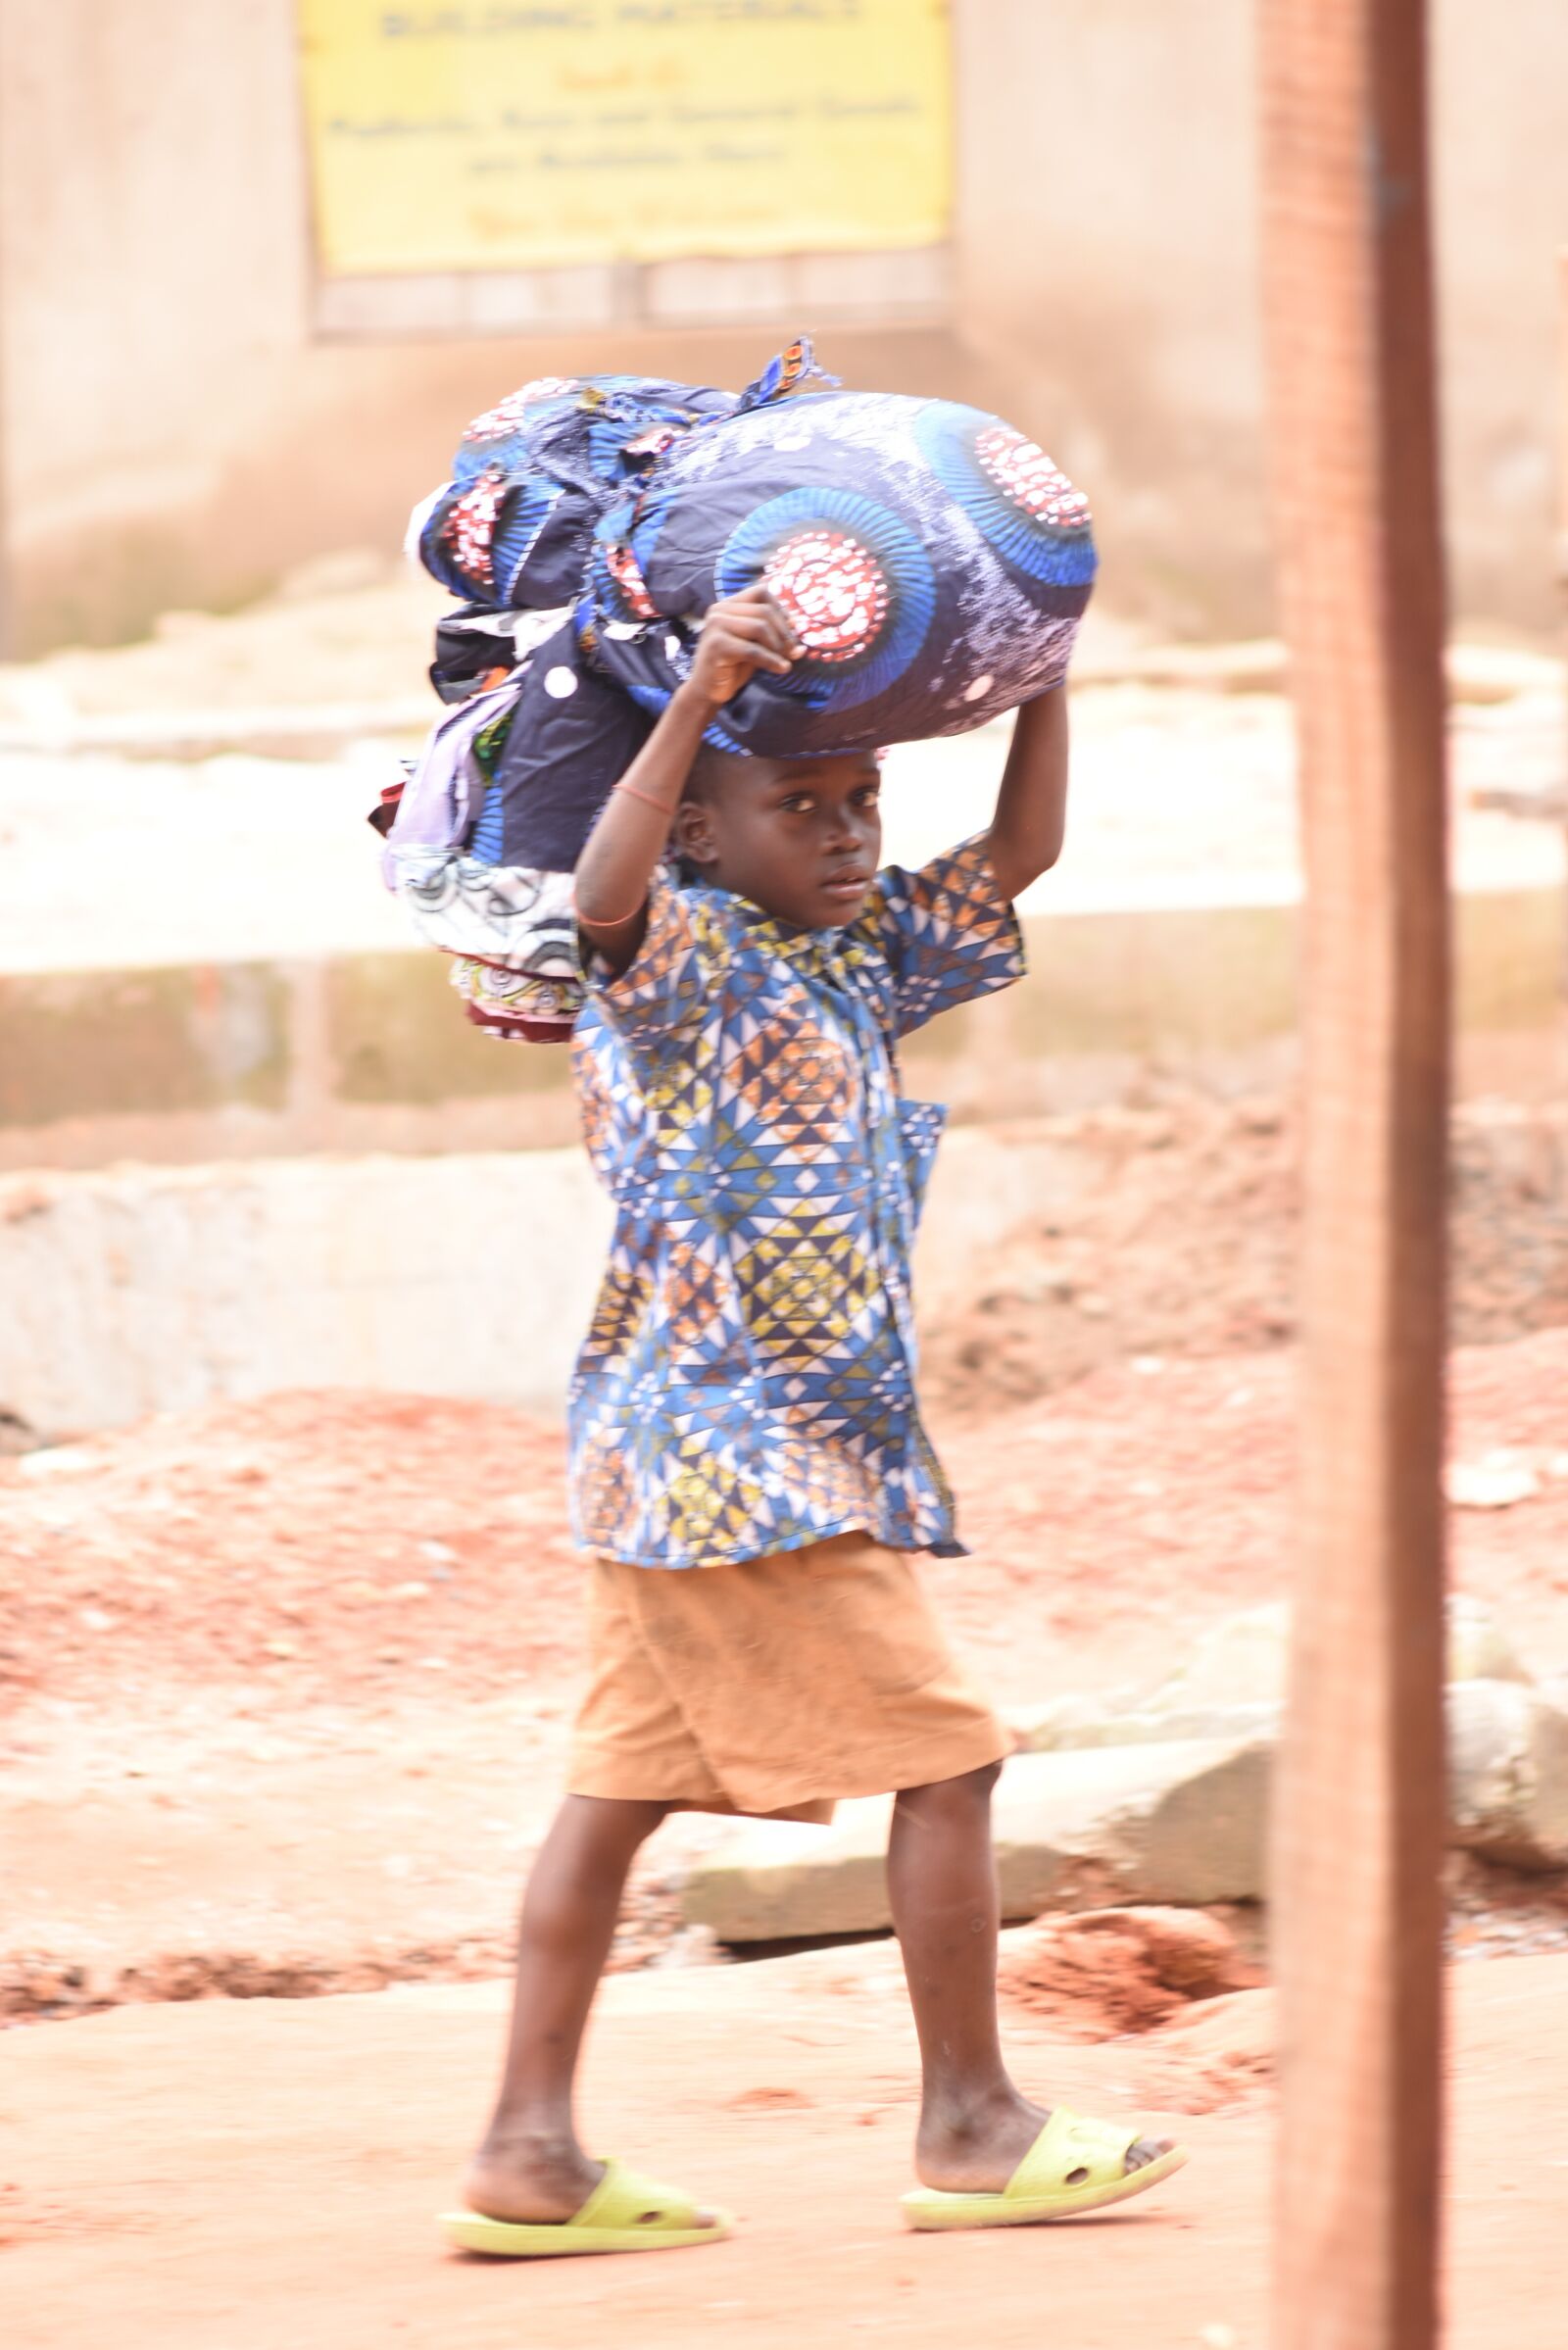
[568, 1529, 1010, 1824]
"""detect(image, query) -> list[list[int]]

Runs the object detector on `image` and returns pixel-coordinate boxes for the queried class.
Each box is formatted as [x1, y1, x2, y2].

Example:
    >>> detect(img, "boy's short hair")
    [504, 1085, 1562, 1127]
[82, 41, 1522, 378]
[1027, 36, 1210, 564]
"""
[684, 741, 748, 803]
[682, 741, 885, 805]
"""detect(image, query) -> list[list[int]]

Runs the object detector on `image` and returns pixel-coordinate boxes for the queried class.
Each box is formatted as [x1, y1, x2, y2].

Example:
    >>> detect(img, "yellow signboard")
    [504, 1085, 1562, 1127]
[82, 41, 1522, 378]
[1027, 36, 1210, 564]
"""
[296, 2, 952, 276]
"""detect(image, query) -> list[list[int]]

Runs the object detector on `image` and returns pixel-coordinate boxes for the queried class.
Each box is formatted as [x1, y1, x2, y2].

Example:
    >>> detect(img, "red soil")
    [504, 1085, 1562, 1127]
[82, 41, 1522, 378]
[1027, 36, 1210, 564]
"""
[6, 1331, 1566, 1719]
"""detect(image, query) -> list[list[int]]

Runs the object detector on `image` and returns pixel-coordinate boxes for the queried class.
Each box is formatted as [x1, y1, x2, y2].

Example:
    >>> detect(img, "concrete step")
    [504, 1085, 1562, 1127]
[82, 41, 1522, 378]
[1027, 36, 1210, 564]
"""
[3, 883, 1562, 1174]
[681, 1739, 1272, 1942]
[682, 1671, 1568, 1944]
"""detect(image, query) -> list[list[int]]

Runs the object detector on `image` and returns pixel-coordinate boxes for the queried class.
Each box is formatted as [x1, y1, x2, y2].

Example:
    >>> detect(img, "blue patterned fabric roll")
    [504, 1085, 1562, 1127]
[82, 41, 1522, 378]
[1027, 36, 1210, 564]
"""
[417, 339, 1094, 782]
[397, 342, 1095, 1041]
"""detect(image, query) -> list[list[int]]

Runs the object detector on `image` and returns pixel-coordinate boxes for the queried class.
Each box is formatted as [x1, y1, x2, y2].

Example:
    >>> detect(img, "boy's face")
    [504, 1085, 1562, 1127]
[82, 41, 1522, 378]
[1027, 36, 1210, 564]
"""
[676, 751, 882, 931]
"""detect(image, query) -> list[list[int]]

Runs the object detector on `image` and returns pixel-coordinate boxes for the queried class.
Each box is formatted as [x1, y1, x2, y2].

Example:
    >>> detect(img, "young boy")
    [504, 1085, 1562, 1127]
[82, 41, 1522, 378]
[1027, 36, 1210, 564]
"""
[443, 585, 1186, 2253]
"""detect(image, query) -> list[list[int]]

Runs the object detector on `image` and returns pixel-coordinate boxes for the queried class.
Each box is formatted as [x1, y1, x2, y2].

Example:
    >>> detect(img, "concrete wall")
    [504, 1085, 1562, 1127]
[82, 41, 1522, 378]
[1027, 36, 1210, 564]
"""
[0, 0, 969, 652]
[951, 0, 1267, 635]
[954, 0, 1568, 634]
[0, 886, 1561, 1174]
[1, 3, 1566, 651]
[0, 1123, 1098, 1435]
[4, 1100, 1561, 1440]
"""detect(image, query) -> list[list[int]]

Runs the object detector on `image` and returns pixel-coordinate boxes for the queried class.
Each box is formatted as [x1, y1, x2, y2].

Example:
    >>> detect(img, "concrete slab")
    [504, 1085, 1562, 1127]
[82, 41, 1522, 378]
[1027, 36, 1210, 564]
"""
[0, 1119, 1191, 1431]
[1448, 1680, 1568, 1870]
[4, 1095, 1564, 1435]
[1, 656, 1561, 1167]
[2, 880, 1561, 1173]
[685, 1666, 1568, 1945]
[681, 1740, 1272, 1942]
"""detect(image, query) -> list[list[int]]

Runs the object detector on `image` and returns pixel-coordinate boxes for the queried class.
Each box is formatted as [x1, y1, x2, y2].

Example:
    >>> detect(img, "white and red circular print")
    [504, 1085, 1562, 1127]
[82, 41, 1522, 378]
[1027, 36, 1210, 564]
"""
[762, 527, 891, 665]
[465, 377, 578, 442]
[605, 539, 660, 620]
[974, 428, 1091, 530]
[441, 465, 508, 589]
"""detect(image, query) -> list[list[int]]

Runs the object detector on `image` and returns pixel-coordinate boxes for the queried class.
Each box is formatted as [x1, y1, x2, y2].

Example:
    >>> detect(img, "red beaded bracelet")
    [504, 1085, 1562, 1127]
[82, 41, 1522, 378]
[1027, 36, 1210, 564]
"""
[612, 779, 680, 816]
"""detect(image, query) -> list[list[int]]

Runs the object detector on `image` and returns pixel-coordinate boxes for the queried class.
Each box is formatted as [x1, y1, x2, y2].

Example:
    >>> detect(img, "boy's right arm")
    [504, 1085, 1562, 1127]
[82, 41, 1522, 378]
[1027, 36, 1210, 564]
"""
[574, 586, 800, 975]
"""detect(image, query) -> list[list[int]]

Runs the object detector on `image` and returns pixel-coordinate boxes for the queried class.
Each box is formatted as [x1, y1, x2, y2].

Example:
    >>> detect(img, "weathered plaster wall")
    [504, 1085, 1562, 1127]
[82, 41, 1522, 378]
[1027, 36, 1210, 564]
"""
[1, 1, 1563, 650]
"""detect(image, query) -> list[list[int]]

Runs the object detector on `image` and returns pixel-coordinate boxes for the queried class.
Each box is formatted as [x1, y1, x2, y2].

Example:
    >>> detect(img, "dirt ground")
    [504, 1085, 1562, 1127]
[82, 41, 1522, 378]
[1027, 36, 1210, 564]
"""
[3, 1934, 1567, 2350]
[7, 1330, 1568, 1723]
[2, 553, 1564, 2343]
[4, 1320, 1568, 2016]
[2, 1033, 1566, 2341]
[921, 1095, 1568, 1414]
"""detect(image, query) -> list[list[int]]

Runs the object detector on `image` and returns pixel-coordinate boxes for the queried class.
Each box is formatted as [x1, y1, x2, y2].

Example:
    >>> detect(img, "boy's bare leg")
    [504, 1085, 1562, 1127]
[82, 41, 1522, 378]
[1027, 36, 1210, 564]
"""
[463, 1792, 671, 2223]
[888, 1761, 1172, 2191]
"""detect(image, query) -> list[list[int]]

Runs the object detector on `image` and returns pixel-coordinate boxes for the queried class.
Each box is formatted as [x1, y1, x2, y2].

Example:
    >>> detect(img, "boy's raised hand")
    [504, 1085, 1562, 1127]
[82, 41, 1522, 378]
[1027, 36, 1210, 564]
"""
[575, 587, 799, 964]
[687, 585, 803, 709]
[574, 588, 803, 967]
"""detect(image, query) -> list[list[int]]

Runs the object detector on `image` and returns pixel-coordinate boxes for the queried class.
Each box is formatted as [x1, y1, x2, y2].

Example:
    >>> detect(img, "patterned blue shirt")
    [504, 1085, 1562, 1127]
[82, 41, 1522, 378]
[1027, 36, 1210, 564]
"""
[568, 834, 1025, 1567]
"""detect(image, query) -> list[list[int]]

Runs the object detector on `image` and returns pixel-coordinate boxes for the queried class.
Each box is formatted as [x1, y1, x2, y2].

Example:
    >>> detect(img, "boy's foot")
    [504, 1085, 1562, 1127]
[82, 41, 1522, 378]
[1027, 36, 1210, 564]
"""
[915, 2087, 1173, 2194]
[462, 2134, 723, 2234]
[462, 2134, 607, 2225]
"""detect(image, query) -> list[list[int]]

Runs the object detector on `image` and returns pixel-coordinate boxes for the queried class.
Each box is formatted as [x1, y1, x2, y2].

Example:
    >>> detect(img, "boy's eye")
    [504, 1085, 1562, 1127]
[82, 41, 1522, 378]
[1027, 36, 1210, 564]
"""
[779, 795, 813, 813]
[853, 785, 881, 808]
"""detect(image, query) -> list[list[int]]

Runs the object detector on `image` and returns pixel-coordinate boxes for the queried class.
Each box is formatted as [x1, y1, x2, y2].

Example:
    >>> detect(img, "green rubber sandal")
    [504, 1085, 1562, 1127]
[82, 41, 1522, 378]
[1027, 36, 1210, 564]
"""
[442, 2157, 733, 2256]
[901, 2104, 1189, 2231]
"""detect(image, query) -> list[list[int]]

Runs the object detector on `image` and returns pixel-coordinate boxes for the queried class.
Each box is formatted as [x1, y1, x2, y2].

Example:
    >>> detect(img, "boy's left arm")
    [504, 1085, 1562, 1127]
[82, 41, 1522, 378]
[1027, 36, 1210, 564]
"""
[982, 685, 1069, 903]
[870, 685, 1066, 1039]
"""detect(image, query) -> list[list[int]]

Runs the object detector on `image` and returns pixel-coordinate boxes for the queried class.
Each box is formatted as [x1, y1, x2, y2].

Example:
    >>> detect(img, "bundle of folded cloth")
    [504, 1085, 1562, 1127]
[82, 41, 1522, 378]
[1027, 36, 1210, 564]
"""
[379, 338, 1096, 1043]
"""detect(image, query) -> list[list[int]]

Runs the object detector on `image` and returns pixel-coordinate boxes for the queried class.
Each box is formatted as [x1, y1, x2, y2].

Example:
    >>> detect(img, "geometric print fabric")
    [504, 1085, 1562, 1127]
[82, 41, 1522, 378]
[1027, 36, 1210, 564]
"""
[568, 833, 1026, 1567]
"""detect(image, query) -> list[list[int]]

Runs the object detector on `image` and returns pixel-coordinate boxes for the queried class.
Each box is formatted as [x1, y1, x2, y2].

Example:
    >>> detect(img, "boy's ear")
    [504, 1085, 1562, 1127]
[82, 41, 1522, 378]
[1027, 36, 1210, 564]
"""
[674, 798, 718, 866]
